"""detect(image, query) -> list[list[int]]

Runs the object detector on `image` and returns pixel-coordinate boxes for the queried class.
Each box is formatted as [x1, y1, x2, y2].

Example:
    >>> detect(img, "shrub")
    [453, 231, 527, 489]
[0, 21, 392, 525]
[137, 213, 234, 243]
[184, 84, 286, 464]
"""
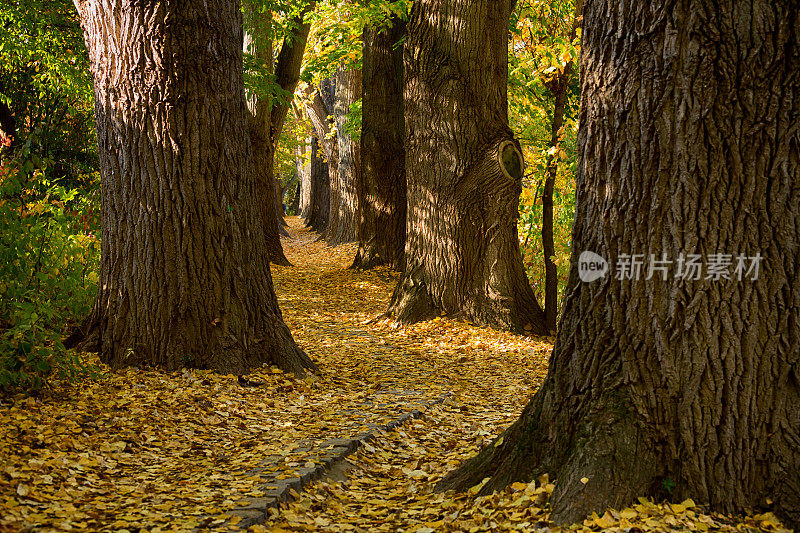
[0, 143, 100, 392]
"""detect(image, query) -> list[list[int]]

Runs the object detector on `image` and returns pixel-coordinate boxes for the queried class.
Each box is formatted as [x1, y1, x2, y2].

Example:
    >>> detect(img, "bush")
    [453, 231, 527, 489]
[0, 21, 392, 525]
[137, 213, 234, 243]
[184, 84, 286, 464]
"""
[0, 142, 100, 392]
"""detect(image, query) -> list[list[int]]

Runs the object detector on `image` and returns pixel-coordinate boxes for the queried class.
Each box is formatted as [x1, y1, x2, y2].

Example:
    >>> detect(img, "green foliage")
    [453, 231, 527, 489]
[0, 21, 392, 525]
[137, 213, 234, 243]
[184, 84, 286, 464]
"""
[0, 0, 92, 105]
[343, 98, 362, 141]
[242, 0, 310, 109]
[509, 0, 580, 306]
[0, 136, 100, 393]
[303, 0, 411, 83]
[0, 0, 96, 184]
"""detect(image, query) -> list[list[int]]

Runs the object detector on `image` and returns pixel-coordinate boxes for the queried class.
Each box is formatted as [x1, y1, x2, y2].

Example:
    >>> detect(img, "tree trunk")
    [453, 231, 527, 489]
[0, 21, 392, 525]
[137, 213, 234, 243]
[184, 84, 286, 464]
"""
[244, 0, 313, 265]
[323, 67, 360, 245]
[353, 19, 407, 271]
[305, 80, 339, 236]
[289, 178, 301, 215]
[388, 0, 547, 335]
[541, 0, 582, 334]
[275, 178, 288, 230]
[298, 137, 312, 218]
[243, 4, 290, 265]
[540, 85, 564, 335]
[438, 0, 800, 527]
[304, 135, 330, 231]
[70, 0, 316, 375]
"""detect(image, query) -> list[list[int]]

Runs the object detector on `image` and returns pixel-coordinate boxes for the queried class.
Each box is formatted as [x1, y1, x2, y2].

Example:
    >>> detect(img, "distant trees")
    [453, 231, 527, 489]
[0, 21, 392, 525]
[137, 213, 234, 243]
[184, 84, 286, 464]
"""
[71, 0, 316, 374]
[387, 0, 547, 335]
[439, 0, 800, 527]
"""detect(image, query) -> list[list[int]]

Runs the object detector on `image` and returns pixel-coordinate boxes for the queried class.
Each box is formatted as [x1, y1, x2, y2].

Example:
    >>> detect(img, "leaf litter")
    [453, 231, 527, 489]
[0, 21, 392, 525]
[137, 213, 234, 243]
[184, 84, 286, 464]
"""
[0, 217, 790, 532]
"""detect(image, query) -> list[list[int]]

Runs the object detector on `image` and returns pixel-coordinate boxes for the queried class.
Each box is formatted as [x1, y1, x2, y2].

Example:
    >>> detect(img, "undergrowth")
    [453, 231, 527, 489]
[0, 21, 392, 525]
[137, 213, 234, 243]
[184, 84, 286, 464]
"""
[0, 135, 101, 393]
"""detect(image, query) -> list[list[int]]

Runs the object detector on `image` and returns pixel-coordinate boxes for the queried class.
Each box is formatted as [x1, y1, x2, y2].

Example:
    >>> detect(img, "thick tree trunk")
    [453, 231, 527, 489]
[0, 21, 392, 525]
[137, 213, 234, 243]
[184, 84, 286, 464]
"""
[388, 0, 547, 335]
[352, 19, 407, 271]
[250, 123, 292, 262]
[70, 0, 316, 375]
[244, 1, 313, 264]
[439, 0, 800, 527]
[289, 179, 300, 215]
[305, 80, 339, 236]
[297, 138, 312, 218]
[243, 5, 290, 265]
[323, 67, 360, 245]
[304, 135, 330, 231]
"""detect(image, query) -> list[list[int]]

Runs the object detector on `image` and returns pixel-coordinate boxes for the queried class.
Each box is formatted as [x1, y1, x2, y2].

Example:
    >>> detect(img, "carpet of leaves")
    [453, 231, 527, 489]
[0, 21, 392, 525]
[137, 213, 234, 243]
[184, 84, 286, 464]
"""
[0, 218, 790, 533]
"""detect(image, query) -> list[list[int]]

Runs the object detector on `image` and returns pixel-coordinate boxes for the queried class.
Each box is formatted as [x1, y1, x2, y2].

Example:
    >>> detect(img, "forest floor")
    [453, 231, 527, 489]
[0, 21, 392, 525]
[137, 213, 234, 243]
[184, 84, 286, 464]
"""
[0, 217, 789, 533]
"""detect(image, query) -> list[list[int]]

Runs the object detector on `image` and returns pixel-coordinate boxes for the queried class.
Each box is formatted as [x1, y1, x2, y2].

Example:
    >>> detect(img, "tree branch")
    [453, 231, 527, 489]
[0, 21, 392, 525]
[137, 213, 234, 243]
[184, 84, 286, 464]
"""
[270, 0, 316, 144]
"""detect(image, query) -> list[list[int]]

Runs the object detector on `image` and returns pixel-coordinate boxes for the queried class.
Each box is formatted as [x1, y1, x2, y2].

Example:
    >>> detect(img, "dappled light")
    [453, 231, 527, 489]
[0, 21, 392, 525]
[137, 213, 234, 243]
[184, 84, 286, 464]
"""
[2, 0, 797, 530]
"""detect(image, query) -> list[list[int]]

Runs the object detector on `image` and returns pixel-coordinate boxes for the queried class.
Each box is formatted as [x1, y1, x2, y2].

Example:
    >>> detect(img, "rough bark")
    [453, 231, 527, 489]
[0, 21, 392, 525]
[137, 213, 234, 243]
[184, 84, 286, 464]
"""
[388, 0, 547, 335]
[304, 80, 339, 235]
[289, 179, 300, 215]
[244, 1, 314, 265]
[70, 0, 316, 375]
[297, 137, 312, 218]
[304, 135, 330, 231]
[323, 67, 361, 245]
[352, 19, 407, 271]
[438, 0, 800, 527]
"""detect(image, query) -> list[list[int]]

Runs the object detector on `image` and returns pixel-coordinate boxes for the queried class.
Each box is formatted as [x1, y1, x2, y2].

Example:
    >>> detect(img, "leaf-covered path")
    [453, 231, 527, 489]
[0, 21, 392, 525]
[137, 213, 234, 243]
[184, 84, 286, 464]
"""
[0, 217, 789, 532]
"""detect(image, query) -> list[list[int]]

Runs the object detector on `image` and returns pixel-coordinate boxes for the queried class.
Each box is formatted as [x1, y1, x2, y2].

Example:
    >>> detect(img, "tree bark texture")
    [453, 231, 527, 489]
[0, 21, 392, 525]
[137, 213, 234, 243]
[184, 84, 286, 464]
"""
[71, 0, 316, 375]
[297, 137, 312, 218]
[304, 79, 339, 236]
[244, 1, 313, 265]
[438, 0, 800, 527]
[353, 19, 407, 271]
[304, 134, 330, 231]
[323, 67, 361, 245]
[388, 0, 547, 335]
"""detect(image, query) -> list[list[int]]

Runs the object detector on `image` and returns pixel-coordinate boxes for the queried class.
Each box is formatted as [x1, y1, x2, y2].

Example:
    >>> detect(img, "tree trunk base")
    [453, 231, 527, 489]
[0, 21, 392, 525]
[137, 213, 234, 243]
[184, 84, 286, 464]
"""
[268, 245, 293, 267]
[351, 245, 402, 272]
[437, 389, 663, 525]
[438, 376, 800, 528]
[386, 275, 440, 324]
[387, 269, 548, 336]
[350, 249, 385, 271]
[65, 313, 317, 377]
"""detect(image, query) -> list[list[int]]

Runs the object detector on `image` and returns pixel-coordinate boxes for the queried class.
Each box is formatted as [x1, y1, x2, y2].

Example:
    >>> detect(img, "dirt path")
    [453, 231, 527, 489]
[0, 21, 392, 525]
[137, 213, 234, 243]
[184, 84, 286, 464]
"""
[1, 218, 776, 532]
[0, 217, 551, 532]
